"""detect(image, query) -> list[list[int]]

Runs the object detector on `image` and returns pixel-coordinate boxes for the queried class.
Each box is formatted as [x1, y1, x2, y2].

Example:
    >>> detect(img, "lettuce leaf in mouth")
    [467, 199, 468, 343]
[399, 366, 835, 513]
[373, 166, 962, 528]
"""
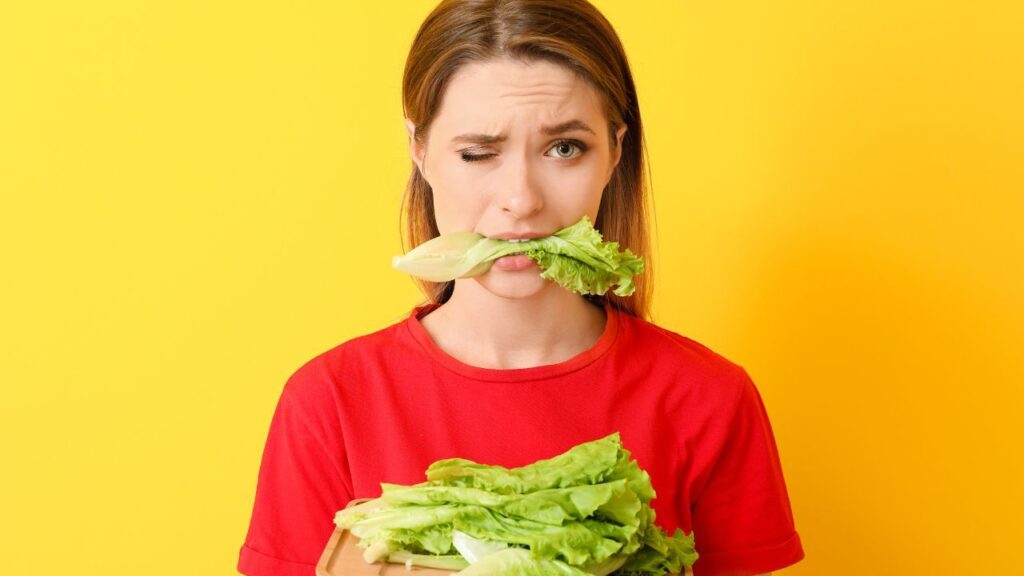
[334, 432, 698, 575]
[391, 215, 644, 297]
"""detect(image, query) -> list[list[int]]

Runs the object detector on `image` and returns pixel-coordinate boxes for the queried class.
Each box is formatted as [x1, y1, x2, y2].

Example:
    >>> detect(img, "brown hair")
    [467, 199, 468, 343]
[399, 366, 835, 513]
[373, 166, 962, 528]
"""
[399, 0, 656, 321]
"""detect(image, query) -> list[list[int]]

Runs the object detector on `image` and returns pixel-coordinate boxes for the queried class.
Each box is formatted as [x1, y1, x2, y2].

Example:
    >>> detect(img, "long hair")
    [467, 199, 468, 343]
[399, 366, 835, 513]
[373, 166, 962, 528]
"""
[399, 0, 656, 320]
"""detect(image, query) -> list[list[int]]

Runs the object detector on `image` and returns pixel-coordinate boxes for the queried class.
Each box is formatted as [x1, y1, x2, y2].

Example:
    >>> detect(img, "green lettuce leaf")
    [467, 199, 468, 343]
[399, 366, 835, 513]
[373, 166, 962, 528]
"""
[458, 548, 593, 575]
[332, 432, 698, 575]
[379, 479, 636, 526]
[391, 215, 644, 297]
[425, 431, 624, 493]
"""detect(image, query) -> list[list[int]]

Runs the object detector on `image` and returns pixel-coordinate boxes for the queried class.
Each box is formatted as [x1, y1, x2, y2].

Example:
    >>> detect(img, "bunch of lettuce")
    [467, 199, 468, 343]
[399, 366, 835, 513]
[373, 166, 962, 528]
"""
[333, 433, 698, 575]
[391, 215, 644, 297]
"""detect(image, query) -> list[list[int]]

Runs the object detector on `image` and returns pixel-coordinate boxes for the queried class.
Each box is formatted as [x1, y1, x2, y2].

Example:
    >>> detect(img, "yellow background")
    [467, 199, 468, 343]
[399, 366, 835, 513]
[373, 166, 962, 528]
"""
[1, 1, 1021, 574]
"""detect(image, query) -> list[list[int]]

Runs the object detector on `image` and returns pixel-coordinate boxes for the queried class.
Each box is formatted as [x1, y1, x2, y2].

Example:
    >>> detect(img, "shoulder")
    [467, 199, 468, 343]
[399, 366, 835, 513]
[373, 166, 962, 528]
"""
[278, 311, 411, 411]
[617, 311, 755, 408]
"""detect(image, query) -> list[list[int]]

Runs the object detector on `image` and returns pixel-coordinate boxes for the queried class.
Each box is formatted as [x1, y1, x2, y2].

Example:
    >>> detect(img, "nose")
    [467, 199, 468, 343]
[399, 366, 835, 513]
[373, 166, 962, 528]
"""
[498, 153, 544, 219]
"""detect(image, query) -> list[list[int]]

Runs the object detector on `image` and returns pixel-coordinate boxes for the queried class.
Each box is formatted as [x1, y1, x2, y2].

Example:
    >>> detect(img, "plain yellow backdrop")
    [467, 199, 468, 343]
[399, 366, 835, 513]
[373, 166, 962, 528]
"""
[1, 1, 1021, 574]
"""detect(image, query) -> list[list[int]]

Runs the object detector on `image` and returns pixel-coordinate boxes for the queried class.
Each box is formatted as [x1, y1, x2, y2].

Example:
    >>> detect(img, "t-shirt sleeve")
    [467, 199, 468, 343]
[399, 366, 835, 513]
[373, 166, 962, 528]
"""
[237, 359, 354, 576]
[690, 368, 805, 576]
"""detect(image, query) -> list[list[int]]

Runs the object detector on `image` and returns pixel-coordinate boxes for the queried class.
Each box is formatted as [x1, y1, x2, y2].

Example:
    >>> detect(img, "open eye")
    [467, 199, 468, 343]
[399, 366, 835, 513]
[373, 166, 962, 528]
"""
[547, 139, 588, 160]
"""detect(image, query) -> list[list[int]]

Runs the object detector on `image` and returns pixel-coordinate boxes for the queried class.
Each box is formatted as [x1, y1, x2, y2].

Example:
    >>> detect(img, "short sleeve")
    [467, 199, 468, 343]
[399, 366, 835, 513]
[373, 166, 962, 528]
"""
[237, 362, 353, 576]
[691, 368, 805, 576]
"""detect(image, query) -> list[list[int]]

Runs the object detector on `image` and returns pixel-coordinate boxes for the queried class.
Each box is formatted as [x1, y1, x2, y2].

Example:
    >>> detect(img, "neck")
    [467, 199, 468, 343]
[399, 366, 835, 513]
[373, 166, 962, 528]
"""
[422, 280, 607, 369]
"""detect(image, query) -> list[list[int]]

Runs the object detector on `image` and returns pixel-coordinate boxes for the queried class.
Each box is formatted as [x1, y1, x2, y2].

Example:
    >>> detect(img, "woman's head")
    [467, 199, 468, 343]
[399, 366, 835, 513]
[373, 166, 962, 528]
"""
[400, 0, 654, 320]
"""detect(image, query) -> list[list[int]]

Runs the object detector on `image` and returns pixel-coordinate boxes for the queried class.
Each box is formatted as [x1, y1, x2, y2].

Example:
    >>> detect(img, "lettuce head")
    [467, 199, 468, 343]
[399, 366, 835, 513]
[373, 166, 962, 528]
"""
[334, 432, 698, 575]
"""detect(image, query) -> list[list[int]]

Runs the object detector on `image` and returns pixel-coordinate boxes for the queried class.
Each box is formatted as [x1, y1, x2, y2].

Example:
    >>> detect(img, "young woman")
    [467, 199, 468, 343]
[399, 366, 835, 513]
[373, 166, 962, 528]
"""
[238, 2, 804, 575]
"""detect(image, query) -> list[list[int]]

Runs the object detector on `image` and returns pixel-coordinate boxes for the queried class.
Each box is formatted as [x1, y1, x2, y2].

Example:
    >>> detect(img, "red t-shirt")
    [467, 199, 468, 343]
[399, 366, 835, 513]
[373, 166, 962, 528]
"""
[237, 299, 804, 576]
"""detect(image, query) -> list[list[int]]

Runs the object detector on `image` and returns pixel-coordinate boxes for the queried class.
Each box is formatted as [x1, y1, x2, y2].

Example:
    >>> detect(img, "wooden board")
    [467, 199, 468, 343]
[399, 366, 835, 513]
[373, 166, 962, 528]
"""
[317, 499, 689, 576]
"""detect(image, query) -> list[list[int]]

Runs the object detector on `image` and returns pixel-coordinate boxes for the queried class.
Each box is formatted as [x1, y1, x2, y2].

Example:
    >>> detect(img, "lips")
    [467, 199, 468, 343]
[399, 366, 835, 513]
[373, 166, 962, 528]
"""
[493, 254, 537, 270]
[487, 231, 549, 240]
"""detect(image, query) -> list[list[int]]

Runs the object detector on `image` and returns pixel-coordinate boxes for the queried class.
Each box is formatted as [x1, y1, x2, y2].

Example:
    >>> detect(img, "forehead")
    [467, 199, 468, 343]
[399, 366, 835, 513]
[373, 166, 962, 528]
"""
[432, 57, 607, 139]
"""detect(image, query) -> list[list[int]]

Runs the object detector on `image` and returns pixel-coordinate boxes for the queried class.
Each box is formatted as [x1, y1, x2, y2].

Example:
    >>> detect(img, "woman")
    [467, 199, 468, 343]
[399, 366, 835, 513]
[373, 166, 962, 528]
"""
[238, 2, 804, 575]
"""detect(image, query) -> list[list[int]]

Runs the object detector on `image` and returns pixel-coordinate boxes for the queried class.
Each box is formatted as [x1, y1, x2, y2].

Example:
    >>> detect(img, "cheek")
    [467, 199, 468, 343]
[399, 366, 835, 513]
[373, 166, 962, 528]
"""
[428, 169, 489, 234]
[553, 152, 610, 186]
[554, 167, 606, 207]
[540, 183, 603, 227]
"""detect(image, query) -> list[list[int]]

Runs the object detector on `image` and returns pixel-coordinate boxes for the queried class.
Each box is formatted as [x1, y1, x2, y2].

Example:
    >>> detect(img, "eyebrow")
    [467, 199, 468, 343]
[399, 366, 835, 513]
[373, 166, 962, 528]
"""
[450, 119, 596, 145]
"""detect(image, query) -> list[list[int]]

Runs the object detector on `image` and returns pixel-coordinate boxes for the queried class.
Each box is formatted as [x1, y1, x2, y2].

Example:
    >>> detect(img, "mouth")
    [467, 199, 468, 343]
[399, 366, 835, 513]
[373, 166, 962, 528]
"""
[492, 254, 537, 271]
[487, 232, 550, 241]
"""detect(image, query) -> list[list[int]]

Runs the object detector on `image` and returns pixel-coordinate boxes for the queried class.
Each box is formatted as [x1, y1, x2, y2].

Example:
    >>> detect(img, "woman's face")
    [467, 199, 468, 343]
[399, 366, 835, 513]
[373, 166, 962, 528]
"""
[406, 56, 627, 299]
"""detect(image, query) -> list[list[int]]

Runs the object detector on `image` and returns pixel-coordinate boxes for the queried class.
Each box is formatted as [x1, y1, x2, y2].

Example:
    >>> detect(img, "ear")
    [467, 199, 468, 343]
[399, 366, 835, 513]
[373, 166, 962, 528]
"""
[405, 118, 426, 175]
[609, 124, 628, 180]
[613, 124, 627, 168]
